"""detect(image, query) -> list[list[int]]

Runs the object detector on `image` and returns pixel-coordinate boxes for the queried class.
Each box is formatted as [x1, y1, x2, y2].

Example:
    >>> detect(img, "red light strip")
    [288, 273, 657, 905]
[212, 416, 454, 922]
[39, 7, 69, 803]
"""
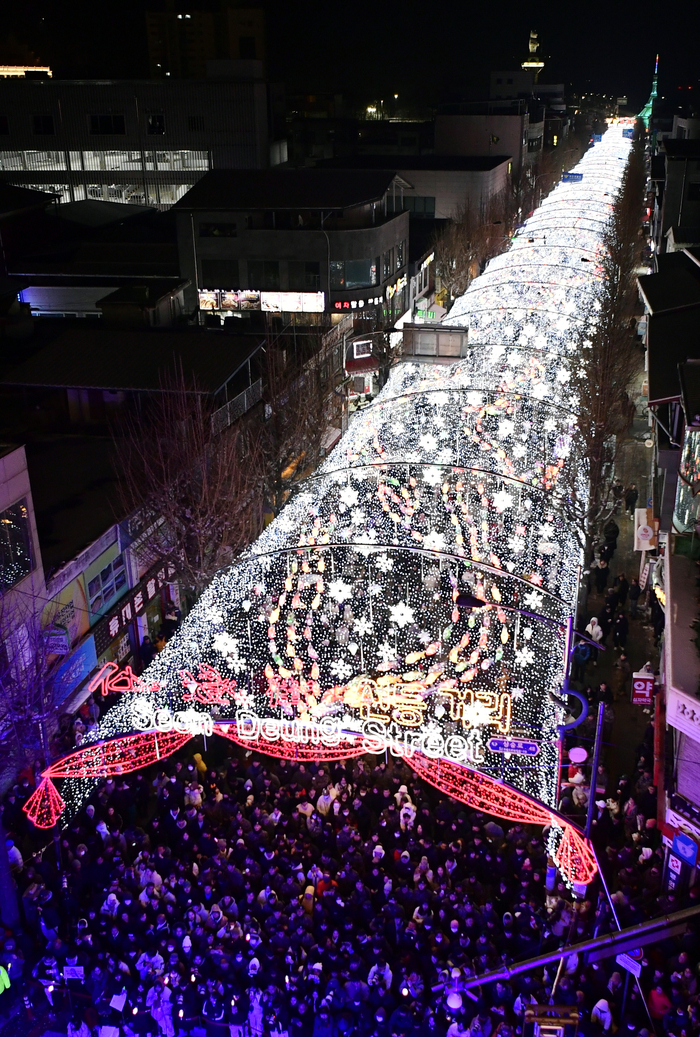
[408, 752, 597, 885]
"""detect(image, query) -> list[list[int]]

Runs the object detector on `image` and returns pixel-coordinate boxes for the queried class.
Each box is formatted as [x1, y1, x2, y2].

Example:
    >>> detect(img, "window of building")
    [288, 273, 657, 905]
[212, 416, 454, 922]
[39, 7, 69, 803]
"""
[353, 340, 372, 359]
[239, 36, 256, 59]
[248, 260, 280, 290]
[0, 116, 8, 135]
[87, 553, 126, 615]
[188, 115, 205, 132]
[527, 136, 543, 152]
[0, 498, 32, 591]
[330, 259, 378, 290]
[687, 182, 700, 202]
[201, 259, 240, 288]
[89, 114, 126, 135]
[32, 115, 54, 135]
[147, 113, 166, 135]
[382, 249, 394, 280]
[288, 261, 321, 291]
[403, 197, 435, 217]
[199, 222, 237, 237]
[396, 240, 406, 268]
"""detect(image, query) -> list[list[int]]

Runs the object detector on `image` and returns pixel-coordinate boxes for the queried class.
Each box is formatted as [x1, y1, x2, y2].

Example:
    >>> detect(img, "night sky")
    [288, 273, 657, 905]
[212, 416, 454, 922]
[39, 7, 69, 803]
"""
[2, 0, 699, 110]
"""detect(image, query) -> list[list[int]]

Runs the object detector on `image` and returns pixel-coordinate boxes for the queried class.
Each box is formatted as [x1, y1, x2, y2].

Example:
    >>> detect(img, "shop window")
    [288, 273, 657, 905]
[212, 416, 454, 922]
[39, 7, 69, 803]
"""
[199, 222, 237, 237]
[147, 113, 166, 135]
[289, 261, 320, 291]
[0, 498, 32, 591]
[248, 260, 280, 290]
[330, 259, 378, 290]
[396, 240, 406, 268]
[382, 249, 394, 280]
[403, 197, 435, 218]
[89, 114, 126, 135]
[201, 259, 240, 288]
[353, 375, 366, 394]
[88, 553, 126, 614]
[32, 115, 54, 135]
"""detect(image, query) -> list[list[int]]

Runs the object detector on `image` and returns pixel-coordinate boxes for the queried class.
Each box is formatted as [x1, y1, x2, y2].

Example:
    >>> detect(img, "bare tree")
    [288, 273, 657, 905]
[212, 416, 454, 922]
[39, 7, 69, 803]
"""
[569, 131, 646, 545]
[434, 191, 512, 305]
[261, 327, 345, 516]
[115, 365, 266, 597]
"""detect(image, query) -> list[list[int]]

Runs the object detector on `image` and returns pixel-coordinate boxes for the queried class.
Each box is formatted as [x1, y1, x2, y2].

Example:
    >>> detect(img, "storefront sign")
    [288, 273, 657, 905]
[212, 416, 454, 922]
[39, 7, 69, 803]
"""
[44, 626, 71, 655]
[88, 661, 161, 697]
[385, 275, 408, 300]
[634, 508, 657, 551]
[94, 562, 175, 656]
[631, 672, 654, 705]
[198, 290, 325, 313]
[672, 831, 698, 867]
[562, 172, 583, 183]
[53, 636, 97, 705]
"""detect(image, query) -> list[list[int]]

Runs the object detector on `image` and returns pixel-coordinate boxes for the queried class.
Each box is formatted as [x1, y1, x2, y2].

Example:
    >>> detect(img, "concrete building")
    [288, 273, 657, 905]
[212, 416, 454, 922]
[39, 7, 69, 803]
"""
[318, 155, 511, 220]
[173, 169, 410, 321]
[0, 70, 286, 209]
[653, 139, 700, 256]
[146, 1, 266, 78]
[434, 101, 534, 175]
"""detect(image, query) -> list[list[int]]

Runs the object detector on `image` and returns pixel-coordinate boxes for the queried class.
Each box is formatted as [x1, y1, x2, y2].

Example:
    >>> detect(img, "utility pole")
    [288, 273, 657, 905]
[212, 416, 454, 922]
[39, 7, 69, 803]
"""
[585, 701, 605, 841]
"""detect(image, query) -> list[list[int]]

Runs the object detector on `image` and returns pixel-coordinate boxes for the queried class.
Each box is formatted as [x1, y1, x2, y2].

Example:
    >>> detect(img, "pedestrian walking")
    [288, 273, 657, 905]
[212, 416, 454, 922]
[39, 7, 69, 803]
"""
[612, 479, 624, 512]
[612, 651, 631, 699]
[140, 636, 156, 668]
[613, 611, 629, 650]
[614, 572, 629, 607]
[629, 578, 641, 617]
[594, 559, 610, 594]
[599, 605, 614, 643]
[571, 641, 591, 683]
[585, 618, 603, 664]
[624, 483, 639, 517]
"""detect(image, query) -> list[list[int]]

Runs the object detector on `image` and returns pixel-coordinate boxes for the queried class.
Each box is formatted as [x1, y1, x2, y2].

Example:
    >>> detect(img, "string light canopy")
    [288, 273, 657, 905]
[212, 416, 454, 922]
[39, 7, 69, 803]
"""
[38, 126, 631, 887]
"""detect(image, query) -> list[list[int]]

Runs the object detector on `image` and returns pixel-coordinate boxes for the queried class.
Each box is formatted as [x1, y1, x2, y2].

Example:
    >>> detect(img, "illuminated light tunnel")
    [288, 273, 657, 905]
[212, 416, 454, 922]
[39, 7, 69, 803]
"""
[25, 126, 632, 887]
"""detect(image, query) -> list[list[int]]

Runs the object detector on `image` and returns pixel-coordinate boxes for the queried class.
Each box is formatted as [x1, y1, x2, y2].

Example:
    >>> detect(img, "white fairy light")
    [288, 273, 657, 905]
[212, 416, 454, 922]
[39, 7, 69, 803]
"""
[62, 126, 631, 854]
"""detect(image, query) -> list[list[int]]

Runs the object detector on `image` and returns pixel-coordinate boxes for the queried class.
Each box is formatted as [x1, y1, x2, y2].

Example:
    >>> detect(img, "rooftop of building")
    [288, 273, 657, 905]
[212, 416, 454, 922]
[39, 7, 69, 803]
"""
[1, 328, 263, 395]
[638, 260, 700, 314]
[646, 308, 700, 405]
[172, 169, 399, 211]
[0, 182, 57, 218]
[317, 155, 511, 172]
[96, 279, 190, 308]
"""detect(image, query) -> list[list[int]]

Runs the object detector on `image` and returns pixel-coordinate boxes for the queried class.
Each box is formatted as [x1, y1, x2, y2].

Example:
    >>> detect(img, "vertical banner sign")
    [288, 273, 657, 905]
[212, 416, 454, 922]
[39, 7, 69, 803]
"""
[634, 508, 657, 551]
[631, 672, 654, 706]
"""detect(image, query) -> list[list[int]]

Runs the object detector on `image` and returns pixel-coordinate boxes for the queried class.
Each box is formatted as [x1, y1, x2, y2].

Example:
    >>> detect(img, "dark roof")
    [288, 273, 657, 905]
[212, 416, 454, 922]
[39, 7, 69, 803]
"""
[0, 182, 56, 219]
[1, 328, 263, 395]
[638, 262, 700, 314]
[97, 279, 189, 307]
[173, 169, 397, 211]
[11, 242, 179, 278]
[318, 155, 512, 172]
[679, 360, 700, 429]
[662, 139, 700, 159]
[55, 199, 156, 228]
[647, 309, 700, 405]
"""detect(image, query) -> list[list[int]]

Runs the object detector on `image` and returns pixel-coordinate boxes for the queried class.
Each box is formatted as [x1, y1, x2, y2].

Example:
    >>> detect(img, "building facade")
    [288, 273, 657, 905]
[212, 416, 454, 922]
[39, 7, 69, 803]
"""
[0, 74, 285, 209]
[173, 169, 410, 321]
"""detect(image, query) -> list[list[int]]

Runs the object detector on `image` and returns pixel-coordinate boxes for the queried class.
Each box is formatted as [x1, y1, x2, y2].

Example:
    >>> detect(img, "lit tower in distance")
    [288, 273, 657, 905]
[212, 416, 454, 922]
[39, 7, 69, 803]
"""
[638, 54, 659, 130]
[521, 30, 545, 84]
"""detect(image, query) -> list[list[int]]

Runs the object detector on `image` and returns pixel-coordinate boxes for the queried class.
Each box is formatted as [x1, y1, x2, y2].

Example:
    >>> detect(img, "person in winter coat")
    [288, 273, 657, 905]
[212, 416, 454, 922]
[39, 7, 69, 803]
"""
[629, 578, 641, 618]
[594, 560, 610, 594]
[625, 484, 639, 516]
[147, 979, 175, 1037]
[648, 985, 672, 1020]
[591, 998, 613, 1031]
[613, 612, 629, 650]
[585, 618, 603, 664]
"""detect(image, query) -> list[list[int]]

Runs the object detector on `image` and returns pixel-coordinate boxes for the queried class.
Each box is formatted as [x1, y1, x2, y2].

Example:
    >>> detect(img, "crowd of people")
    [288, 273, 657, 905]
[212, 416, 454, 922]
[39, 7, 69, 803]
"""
[0, 718, 693, 1037]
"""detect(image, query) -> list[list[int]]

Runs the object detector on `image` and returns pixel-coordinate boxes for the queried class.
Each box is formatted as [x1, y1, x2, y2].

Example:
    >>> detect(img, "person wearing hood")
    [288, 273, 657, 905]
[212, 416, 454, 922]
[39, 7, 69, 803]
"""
[591, 998, 613, 1031]
[585, 618, 603, 664]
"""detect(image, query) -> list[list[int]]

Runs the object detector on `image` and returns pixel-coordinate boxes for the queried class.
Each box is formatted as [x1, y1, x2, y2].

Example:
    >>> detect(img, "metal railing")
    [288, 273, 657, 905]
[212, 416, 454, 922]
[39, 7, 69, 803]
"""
[210, 378, 262, 435]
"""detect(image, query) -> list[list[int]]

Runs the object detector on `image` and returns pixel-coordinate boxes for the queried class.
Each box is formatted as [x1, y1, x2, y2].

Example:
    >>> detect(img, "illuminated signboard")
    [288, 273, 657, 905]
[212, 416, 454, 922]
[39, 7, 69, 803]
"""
[198, 290, 324, 313]
[385, 274, 408, 300]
